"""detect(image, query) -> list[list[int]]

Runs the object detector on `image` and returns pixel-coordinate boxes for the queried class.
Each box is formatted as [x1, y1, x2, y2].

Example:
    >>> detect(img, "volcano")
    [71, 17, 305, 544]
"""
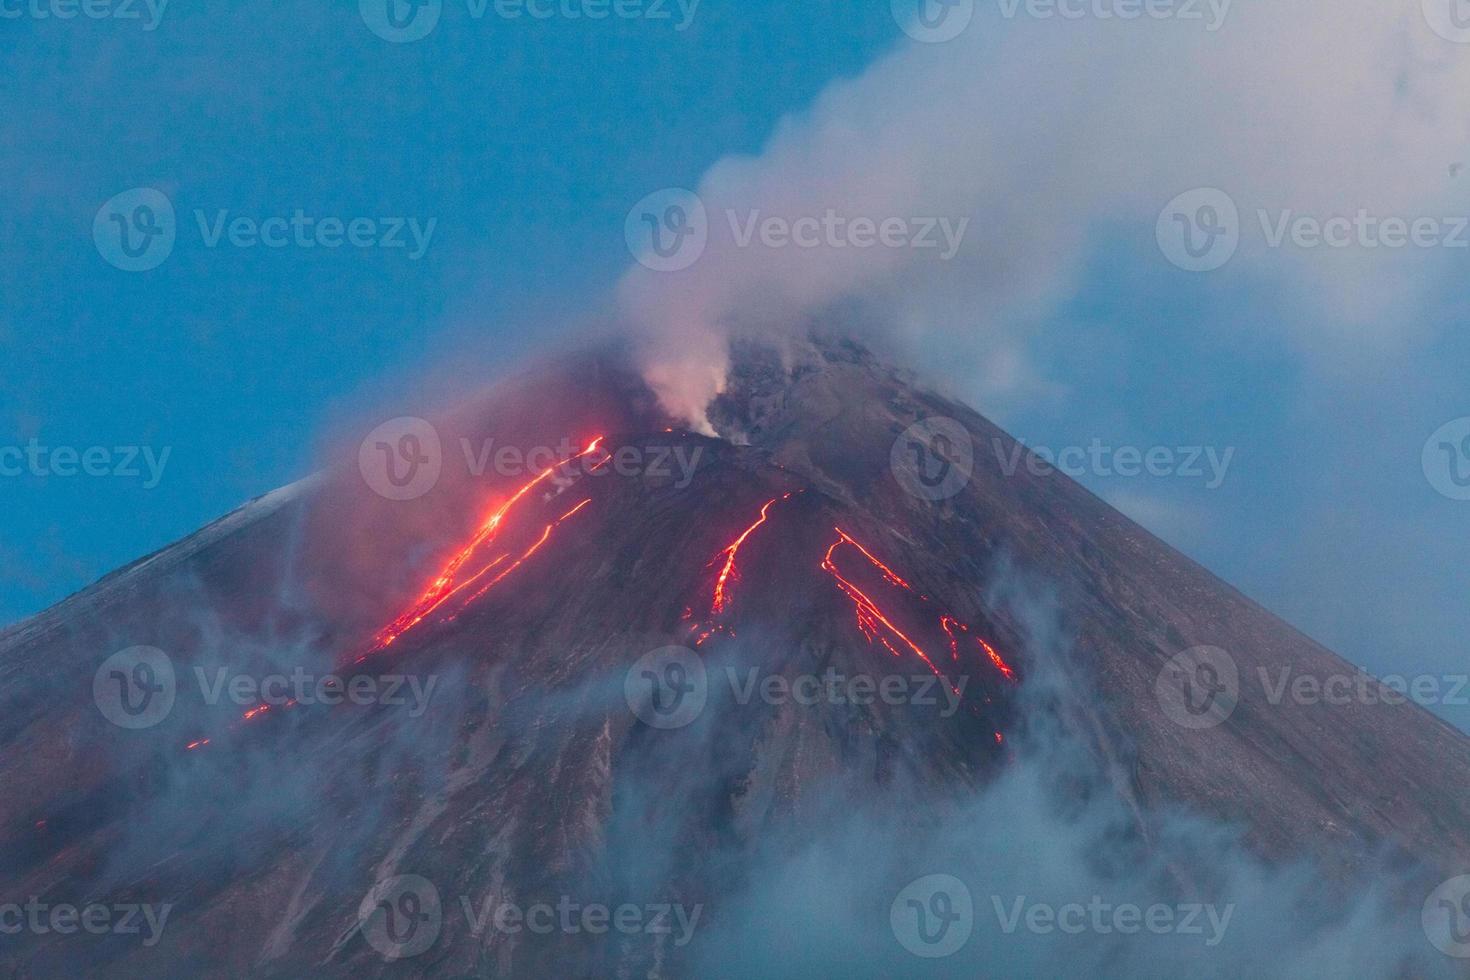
[3, 337, 1469, 978]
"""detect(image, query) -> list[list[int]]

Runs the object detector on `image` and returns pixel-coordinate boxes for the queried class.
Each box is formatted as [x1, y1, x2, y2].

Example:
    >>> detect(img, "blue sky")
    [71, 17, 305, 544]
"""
[0, 1, 895, 619]
[4, 1, 1470, 728]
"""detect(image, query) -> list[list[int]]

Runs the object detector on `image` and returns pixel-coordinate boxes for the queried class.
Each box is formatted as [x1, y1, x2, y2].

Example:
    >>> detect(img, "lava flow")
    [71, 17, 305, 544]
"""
[820, 527, 1017, 692]
[365, 437, 606, 655]
[688, 492, 794, 646]
[185, 440, 606, 753]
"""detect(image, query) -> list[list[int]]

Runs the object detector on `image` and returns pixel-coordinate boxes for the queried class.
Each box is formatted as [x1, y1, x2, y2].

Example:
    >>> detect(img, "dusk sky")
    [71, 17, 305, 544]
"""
[5, 0, 1470, 729]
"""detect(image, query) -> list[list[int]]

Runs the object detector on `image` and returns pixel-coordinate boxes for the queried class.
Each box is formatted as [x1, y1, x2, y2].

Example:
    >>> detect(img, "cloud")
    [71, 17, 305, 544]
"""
[619, 0, 1470, 423]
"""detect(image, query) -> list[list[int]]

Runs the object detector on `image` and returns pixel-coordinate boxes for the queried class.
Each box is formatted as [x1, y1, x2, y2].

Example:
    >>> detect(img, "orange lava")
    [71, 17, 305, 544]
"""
[712, 494, 790, 614]
[821, 531, 957, 694]
[367, 437, 605, 653]
[687, 493, 795, 645]
[455, 497, 592, 609]
[820, 527, 1018, 690]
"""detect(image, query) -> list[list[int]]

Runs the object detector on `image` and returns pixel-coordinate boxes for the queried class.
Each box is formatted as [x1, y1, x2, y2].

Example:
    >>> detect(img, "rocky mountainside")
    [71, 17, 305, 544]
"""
[2, 337, 1466, 978]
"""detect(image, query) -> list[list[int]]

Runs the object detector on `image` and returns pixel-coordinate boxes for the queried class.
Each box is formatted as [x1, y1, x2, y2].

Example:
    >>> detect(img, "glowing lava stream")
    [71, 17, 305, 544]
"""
[689, 492, 794, 646]
[712, 493, 793, 614]
[188, 442, 604, 751]
[366, 437, 606, 655]
[820, 527, 1018, 690]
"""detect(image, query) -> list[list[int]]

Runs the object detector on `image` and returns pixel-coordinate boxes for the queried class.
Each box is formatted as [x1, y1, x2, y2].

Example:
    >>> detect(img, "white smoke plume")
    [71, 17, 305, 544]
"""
[619, 0, 1470, 425]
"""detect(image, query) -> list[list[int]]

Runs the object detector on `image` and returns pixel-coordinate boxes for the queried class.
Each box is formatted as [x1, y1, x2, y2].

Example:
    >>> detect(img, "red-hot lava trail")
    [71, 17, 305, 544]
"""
[820, 527, 1018, 693]
[184, 697, 301, 751]
[688, 492, 795, 646]
[712, 493, 792, 614]
[365, 437, 607, 655]
[820, 532, 957, 694]
[450, 496, 593, 612]
[186, 441, 605, 753]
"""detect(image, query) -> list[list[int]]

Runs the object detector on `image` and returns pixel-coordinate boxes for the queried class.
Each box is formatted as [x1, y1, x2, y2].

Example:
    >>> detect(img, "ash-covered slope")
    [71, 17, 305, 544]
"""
[1, 338, 1467, 978]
